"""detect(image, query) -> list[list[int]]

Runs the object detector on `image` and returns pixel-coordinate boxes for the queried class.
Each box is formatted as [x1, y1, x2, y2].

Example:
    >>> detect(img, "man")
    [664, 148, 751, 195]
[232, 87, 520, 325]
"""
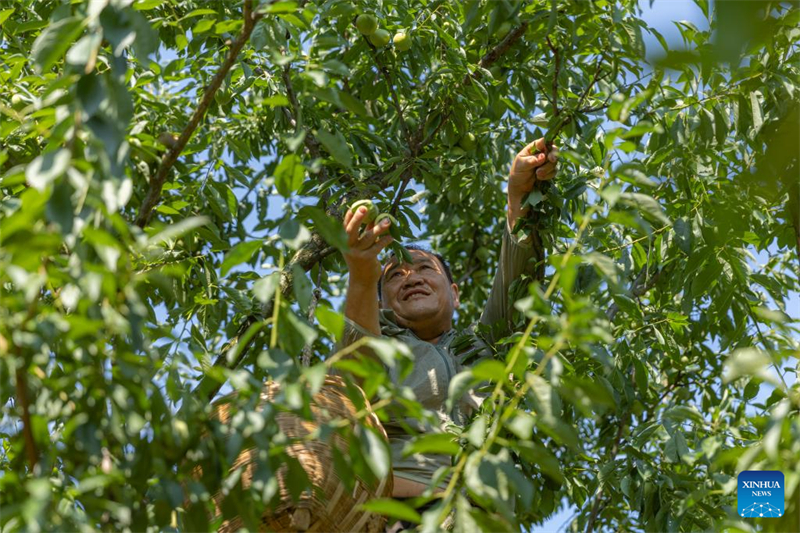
[339, 138, 558, 506]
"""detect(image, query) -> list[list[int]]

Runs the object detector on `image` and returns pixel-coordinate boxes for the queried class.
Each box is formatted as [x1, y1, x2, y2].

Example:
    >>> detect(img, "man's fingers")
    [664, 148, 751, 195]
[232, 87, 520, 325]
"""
[536, 161, 556, 177]
[533, 137, 547, 154]
[345, 207, 367, 244]
[519, 152, 547, 169]
[362, 218, 393, 243]
[373, 218, 392, 237]
[537, 166, 557, 181]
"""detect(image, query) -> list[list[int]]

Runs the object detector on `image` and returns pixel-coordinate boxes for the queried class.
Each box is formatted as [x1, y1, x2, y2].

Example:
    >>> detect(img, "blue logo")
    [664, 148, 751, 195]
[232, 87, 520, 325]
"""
[738, 471, 784, 518]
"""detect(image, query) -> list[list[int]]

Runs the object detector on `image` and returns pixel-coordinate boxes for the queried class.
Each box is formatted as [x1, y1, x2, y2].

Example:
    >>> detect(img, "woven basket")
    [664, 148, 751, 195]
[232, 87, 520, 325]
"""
[209, 375, 392, 532]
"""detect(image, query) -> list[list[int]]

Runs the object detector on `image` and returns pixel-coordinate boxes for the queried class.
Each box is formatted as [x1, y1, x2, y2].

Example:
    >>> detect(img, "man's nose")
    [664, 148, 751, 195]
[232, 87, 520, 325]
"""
[402, 272, 424, 287]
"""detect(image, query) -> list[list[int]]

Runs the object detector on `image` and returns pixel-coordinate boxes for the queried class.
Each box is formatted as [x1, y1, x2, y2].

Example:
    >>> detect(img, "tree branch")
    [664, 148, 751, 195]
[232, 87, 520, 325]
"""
[300, 268, 324, 367]
[477, 22, 529, 73]
[419, 21, 529, 149]
[362, 34, 415, 153]
[134, 1, 263, 228]
[15, 364, 37, 471]
[545, 55, 608, 144]
[607, 264, 669, 322]
[585, 416, 627, 533]
[388, 166, 414, 216]
[545, 36, 560, 116]
[789, 181, 800, 273]
[280, 62, 335, 201]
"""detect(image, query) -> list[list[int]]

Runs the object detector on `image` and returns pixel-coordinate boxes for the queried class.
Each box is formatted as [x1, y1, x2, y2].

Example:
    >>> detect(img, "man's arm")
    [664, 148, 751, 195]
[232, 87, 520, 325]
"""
[479, 138, 557, 333]
[336, 206, 394, 377]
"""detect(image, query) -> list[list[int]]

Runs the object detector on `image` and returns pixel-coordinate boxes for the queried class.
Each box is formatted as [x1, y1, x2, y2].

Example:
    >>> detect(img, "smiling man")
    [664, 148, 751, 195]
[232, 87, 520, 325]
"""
[339, 139, 558, 505]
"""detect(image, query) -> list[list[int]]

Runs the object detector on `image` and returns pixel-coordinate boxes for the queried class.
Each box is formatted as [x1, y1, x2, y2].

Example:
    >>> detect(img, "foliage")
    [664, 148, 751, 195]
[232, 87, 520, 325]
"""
[1, 0, 799, 531]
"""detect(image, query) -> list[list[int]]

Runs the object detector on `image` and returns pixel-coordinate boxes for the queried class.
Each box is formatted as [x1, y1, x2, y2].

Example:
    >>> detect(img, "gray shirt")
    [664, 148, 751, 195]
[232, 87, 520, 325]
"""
[338, 220, 536, 487]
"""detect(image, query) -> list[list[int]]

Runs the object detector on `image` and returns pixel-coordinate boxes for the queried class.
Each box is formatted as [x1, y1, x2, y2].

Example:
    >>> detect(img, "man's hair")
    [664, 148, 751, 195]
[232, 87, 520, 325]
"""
[377, 244, 454, 301]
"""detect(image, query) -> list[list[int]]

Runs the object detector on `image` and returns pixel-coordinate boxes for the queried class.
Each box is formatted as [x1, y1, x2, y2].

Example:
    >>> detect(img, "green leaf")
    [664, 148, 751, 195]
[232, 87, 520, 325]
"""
[303, 206, 348, 251]
[192, 18, 215, 34]
[263, 95, 289, 107]
[750, 91, 763, 136]
[31, 16, 85, 72]
[315, 305, 344, 341]
[359, 426, 391, 479]
[404, 433, 460, 456]
[282, 308, 318, 353]
[471, 360, 506, 382]
[279, 219, 311, 249]
[220, 240, 262, 277]
[314, 129, 352, 167]
[291, 264, 313, 313]
[454, 495, 480, 533]
[259, 1, 299, 15]
[617, 192, 671, 226]
[673, 217, 692, 253]
[338, 91, 368, 116]
[0, 8, 14, 26]
[26, 150, 71, 191]
[145, 216, 210, 248]
[361, 499, 421, 523]
[446, 369, 478, 411]
[505, 412, 534, 440]
[723, 348, 777, 384]
[274, 154, 305, 197]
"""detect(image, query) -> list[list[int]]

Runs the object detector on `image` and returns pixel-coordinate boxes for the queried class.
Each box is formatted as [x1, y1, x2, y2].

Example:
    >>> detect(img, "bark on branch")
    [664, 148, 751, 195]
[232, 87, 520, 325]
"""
[134, 1, 263, 228]
[16, 365, 38, 471]
[607, 264, 670, 322]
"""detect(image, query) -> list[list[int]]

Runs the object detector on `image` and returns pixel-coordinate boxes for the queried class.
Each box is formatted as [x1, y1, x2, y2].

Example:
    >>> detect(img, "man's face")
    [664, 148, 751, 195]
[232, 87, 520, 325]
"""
[380, 250, 460, 333]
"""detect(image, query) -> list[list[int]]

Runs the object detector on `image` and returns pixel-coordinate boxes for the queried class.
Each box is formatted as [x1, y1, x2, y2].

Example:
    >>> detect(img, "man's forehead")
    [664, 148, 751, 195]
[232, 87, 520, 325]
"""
[382, 249, 437, 272]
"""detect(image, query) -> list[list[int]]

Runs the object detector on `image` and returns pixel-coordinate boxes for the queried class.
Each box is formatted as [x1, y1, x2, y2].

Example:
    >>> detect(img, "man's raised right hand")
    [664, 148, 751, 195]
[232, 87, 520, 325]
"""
[343, 205, 394, 286]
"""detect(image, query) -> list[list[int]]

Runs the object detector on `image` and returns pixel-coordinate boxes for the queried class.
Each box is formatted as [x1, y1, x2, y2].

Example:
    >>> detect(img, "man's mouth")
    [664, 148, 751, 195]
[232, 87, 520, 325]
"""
[402, 289, 430, 301]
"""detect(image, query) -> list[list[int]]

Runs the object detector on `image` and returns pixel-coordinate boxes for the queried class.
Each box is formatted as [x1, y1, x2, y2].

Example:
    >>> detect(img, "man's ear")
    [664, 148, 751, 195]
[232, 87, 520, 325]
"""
[450, 282, 460, 308]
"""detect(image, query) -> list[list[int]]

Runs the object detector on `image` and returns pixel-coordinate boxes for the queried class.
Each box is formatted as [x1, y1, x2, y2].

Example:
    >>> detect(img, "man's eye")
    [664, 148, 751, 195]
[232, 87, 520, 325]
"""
[421, 265, 432, 270]
[390, 272, 401, 279]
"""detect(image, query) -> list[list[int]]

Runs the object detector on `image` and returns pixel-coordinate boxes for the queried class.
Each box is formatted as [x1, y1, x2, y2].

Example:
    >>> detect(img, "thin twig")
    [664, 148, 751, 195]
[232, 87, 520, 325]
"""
[576, 54, 607, 111]
[388, 166, 414, 216]
[14, 300, 39, 471]
[418, 21, 529, 149]
[749, 310, 790, 391]
[545, 57, 609, 144]
[586, 416, 628, 533]
[15, 365, 37, 471]
[301, 267, 324, 367]
[135, 1, 264, 228]
[362, 33, 415, 153]
[280, 62, 333, 202]
[607, 264, 669, 322]
[545, 36, 560, 116]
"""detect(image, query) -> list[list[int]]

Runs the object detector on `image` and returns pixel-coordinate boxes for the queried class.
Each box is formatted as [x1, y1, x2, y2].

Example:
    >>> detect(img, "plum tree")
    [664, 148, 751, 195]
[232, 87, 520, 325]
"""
[1, 1, 798, 532]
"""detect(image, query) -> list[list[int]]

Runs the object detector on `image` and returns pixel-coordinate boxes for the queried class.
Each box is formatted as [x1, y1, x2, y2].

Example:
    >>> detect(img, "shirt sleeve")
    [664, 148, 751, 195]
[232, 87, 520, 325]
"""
[478, 217, 536, 335]
[339, 316, 380, 350]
